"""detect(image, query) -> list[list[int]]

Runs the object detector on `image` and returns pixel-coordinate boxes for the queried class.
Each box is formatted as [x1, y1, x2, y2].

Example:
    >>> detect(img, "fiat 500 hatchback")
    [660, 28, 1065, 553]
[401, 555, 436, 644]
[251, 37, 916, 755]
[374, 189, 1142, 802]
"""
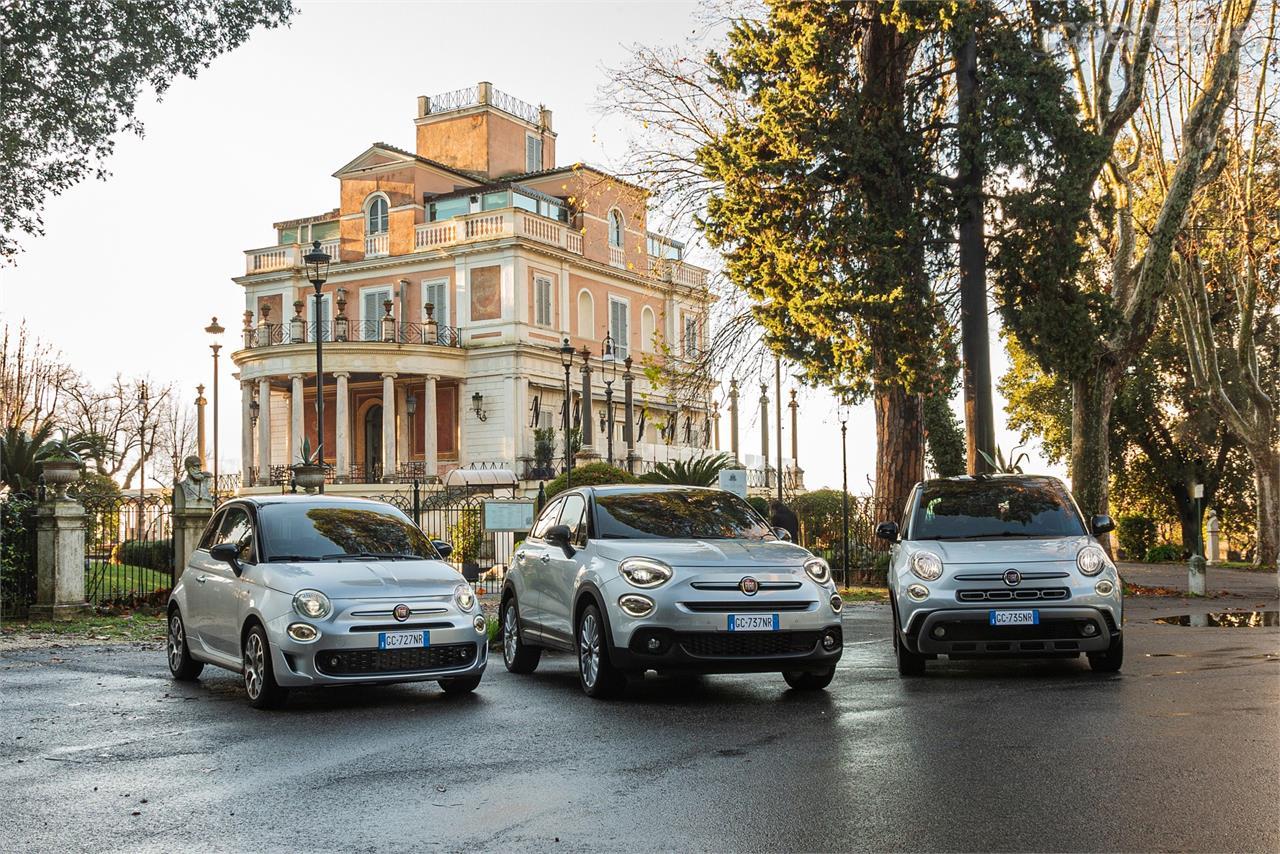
[878, 474, 1123, 676]
[166, 495, 488, 708]
[501, 485, 844, 698]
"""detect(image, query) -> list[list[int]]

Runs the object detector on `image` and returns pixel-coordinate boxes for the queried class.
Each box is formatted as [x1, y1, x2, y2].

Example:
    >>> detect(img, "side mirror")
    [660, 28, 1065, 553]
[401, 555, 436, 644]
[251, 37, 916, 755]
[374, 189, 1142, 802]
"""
[772, 526, 792, 542]
[875, 521, 900, 542]
[545, 524, 576, 557]
[209, 542, 243, 576]
[432, 540, 454, 559]
[1090, 514, 1115, 536]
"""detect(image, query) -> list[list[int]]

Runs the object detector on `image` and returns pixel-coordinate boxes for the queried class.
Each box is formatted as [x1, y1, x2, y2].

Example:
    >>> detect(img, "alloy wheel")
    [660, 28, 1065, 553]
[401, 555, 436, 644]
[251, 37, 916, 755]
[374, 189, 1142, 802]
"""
[578, 612, 600, 689]
[503, 604, 518, 666]
[243, 632, 264, 700]
[167, 615, 185, 672]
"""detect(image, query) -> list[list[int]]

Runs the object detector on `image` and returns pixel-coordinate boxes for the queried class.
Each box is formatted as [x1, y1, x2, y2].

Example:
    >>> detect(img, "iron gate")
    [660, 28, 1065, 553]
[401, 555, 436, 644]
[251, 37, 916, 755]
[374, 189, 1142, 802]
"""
[82, 494, 174, 606]
[1, 493, 38, 618]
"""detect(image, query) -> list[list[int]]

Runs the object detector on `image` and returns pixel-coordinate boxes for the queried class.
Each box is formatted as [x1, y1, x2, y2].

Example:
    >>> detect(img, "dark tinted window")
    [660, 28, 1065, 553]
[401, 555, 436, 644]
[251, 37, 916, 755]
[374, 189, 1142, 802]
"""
[530, 498, 564, 540]
[258, 502, 439, 562]
[909, 479, 1085, 540]
[198, 509, 225, 551]
[595, 490, 773, 540]
[217, 507, 256, 562]
[558, 494, 587, 545]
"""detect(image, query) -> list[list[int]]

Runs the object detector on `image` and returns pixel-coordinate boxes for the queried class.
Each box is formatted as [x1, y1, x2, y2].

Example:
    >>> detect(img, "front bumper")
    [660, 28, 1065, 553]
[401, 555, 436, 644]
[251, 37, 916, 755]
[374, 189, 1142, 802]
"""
[905, 607, 1118, 656]
[609, 623, 844, 673]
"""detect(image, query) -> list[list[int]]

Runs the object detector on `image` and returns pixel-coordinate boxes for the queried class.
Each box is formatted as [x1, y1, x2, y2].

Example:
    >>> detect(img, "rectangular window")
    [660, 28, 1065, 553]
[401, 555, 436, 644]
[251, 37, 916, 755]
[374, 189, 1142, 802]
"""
[423, 279, 449, 326]
[609, 298, 630, 360]
[534, 276, 553, 327]
[429, 196, 470, 221]
[683, 315, 699, 358]
[526, 135, 543, 173]
[482, 190, 510, 211]
[362, 288, 392, 341]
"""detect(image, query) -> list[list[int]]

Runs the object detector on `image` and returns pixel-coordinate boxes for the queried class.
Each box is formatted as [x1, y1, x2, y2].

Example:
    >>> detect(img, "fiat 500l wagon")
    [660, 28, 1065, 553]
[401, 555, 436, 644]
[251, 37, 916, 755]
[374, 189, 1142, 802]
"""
[878, 474, 1123, 676]
[166, 495, 488, 708]
[500, 485, 844, 698]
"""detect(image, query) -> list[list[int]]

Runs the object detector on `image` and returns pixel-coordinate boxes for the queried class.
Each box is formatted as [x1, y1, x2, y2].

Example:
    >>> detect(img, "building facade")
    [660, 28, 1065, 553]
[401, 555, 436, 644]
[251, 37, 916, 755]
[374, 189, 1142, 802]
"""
[232, 82, 715, 494]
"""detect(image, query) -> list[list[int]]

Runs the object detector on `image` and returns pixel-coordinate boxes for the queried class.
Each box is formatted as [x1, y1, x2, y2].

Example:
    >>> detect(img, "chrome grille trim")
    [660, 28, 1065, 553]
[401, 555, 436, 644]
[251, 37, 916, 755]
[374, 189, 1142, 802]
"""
[956, 588, 1070, 602]
[347, 606, 450, 618]
[953, 571, 1070, 582]
[689, 581, 802, 591]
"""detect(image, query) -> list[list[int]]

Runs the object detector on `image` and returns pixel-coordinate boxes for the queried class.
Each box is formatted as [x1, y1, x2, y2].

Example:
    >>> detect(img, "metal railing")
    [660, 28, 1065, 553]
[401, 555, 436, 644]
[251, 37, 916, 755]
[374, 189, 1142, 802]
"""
[425, 84, 542, 126]
[243, 320, 463, 349]
[82, 493, 174, 607]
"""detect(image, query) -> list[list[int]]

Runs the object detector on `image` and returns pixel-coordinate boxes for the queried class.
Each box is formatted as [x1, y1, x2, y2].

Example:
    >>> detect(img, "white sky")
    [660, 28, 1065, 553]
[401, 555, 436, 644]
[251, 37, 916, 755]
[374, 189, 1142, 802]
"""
[0, 0, 1063, 492]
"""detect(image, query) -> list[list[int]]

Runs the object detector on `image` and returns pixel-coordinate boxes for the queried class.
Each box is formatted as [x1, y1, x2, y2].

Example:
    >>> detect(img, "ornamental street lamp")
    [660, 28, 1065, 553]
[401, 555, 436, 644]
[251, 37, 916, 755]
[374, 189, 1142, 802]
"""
[602, 332, 620, 466]
[839, 397, 850, 587]
[304, 240, 331, 493]
[204, 316, 224, 501]
[138, 382, 149, 514]
[558, 338, 576, 487]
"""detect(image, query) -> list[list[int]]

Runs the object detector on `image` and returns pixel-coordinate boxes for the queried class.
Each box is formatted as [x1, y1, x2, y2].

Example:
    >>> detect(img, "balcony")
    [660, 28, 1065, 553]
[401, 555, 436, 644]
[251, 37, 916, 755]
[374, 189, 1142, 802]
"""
[242, 320, 463, 350]
[415, 208, 584, 255]
[651, 257, 708, 288]
[245, 238, 340, 275]
[365, 232, 389, 257]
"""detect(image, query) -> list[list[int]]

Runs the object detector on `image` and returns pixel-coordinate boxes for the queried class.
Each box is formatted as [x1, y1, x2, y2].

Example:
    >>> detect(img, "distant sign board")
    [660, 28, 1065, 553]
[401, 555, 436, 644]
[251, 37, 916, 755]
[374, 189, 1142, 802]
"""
[718, 468, 747, 499]
[483, 499, 536, 532]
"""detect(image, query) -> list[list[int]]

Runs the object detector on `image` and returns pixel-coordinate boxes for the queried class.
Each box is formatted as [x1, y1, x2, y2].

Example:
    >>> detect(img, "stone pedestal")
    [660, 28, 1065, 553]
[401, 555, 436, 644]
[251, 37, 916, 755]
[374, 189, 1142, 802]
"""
[31, 500, 89, 621]
[1188, 554, 1207, 596]
[173, 504, 214, 572]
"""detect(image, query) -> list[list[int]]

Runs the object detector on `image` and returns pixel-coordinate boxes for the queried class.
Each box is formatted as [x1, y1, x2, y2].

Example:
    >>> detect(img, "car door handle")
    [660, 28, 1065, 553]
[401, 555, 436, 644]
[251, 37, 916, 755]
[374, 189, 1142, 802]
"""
[516, 552, 527, 564]
[539, 554, 550, 564]
[196, 575, 208, 584]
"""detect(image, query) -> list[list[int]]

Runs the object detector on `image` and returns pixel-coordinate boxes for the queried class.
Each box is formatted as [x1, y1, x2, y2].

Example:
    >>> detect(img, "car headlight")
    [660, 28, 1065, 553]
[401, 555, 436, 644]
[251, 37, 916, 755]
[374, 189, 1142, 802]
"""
[619, 557, 673, 588]
[804, 556, 831, 585]
[910, 551, 943, 581]
[1077, 546, 1108, 577]
[454, 583, 477, 611]
[292, 589, 331, 619]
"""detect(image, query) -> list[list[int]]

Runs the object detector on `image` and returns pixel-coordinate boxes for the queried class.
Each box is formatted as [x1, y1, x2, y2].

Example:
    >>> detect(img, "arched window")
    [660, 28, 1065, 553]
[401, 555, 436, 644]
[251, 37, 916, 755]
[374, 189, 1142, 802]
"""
[577, 290, 595, 339]
[366, 195, 389, 234]
[608, 209, 624, 247]
[640, 306, 657, 352]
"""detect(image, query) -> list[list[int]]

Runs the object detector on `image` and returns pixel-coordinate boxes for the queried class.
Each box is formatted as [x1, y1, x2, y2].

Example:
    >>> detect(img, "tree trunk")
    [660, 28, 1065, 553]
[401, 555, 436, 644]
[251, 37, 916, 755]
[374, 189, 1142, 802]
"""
[1070, 365, 1121, 545]
[1248, 443, 1280, 570]
[874, 386, 925, 521]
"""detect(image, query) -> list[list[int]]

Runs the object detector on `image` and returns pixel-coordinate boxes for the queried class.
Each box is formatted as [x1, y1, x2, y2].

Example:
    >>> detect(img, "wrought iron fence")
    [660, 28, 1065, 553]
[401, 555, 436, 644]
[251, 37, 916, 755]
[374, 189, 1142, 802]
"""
[82, 494, 174, 607]
[794, 495, 899, 587]
[1, 493, 39, 618]
[243, 320, 462, 349]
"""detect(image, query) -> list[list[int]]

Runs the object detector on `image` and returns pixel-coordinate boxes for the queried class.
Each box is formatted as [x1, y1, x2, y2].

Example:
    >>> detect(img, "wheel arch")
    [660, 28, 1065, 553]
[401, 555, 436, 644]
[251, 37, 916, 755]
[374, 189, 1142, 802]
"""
[572, 582, 616, 652]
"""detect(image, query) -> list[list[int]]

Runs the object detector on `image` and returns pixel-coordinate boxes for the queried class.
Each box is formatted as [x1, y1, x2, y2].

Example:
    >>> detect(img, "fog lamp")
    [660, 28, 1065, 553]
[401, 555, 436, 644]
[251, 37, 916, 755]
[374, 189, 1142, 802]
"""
[821, 633, 839, 651]
[646, 637, 662, 652]
[473, 615, 487, 633]
[907, 584, 929, 601]
[932, 626, 946, 639]
[287, 623, 318, 642]
[830, 593, 844, 613]
[1094, 579, 1115, 596]
[1082, 623, 1098, 637]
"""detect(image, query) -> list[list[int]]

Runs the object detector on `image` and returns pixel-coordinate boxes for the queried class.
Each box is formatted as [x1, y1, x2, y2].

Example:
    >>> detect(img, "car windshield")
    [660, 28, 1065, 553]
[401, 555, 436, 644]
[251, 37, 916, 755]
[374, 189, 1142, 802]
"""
[258, 502, 439, 562]
[909, 479, 1086, 540]
[595, 489, 774, 540]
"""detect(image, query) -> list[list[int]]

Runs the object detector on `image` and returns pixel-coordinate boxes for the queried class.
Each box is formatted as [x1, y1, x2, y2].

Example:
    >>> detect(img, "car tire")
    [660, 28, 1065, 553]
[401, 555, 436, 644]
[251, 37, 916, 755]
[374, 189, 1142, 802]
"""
[1088, 633, 1124, 673]
[242, 623, 289, 710]
[893, 624, 927, 677]
[439, 675, 482, 694]
[166, 608, 203, 681]
[501, 596, 541, 674]
[576, 603, 625, 699]
[783, 667, 835, 691]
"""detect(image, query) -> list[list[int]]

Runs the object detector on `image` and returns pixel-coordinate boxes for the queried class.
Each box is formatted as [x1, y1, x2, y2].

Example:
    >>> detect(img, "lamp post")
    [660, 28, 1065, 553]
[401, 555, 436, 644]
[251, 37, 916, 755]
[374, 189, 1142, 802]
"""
[304, 240, 331, 493]
[138, 382, 149, 513]
[839, 398, 850, 588]
[248, 395, 260, 485]
[204, 317, 224, 501]
[558, 338, 576, 486]
[602, 332, 620, 466]
[406, 393, 417, 478]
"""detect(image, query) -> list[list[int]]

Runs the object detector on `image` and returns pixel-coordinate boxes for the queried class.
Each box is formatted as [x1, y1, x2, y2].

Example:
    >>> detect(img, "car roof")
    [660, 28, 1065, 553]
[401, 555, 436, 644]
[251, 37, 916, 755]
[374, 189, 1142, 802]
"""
[920, 473, 1064, 489]
[581, 484, 719, 496]
[224, 494, 385, 508]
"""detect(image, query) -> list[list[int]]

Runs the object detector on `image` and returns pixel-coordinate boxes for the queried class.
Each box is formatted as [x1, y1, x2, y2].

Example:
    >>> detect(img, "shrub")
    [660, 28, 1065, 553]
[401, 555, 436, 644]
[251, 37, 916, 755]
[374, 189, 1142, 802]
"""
[1116, 515, 1157, 560]
[113, 538, 173, 572]
[544, 462, 635, 498]
[792, 489, 846, 552]
[448, 510, 483, 565]
[1144, 543, 1183, 563]
[747, 496, 769, 519]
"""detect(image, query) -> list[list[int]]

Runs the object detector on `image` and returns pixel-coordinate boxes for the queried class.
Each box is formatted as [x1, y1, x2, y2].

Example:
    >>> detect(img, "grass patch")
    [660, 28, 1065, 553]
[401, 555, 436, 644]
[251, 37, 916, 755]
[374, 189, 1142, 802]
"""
[1, 612, 166, 645]
[83, 561, 173, 599]
[1215, 560, 1277, 572]
[840, 586, 889, 603]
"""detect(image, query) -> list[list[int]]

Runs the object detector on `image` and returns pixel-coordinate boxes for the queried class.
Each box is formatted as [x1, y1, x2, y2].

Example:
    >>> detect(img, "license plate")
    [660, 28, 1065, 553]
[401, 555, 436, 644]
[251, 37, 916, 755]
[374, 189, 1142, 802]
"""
[989, 609, 1039, 626]
[727, 614, 780, 632]
[378, 630, 430, 649]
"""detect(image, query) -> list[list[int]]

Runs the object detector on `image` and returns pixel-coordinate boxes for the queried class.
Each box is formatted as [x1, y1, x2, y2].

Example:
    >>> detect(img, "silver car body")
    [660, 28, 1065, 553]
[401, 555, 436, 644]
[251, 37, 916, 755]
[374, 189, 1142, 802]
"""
[168, 495, 487, 688]
[889, 475, 1123, 660]
[505, 485, 843, 674]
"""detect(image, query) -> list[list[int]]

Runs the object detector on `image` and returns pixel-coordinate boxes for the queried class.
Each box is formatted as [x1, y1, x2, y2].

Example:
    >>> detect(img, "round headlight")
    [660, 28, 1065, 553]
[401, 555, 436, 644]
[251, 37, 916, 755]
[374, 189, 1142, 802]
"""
[1077, 546, 1108, 577]
[454, 583, 477, 611]
[910, 551, 943, 581]
[292, 589, 331, 619]
[804, 557, 831, 585]
[618, 594, 655, 617]
[619, 557, 673, 588]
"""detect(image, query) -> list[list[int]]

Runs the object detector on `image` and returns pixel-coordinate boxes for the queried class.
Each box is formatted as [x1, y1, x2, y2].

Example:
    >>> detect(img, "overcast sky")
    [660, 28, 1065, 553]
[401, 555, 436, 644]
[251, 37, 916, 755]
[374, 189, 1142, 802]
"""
[1, 0, 1062, 493]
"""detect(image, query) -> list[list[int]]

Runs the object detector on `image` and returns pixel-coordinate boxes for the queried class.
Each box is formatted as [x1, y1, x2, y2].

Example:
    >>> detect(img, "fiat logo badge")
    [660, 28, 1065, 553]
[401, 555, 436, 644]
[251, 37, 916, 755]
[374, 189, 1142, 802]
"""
[739, 577, 759, 596]
[1002, 569, 1022, 587]
[393, 604, 411, 621]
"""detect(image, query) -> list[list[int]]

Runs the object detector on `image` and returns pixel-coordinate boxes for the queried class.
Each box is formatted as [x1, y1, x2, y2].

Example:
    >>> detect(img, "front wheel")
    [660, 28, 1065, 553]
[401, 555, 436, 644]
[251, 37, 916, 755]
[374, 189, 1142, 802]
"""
[243, 624, 289, 709]
[166, 609, 203, 681]
[501, 596, 541, 674]
[439, 675, 482, 694]
[1088, 633, 1124, 673]
[576, 603, 625, 699]
[783, 667, 835, 691]
[893, 625, 926, 677]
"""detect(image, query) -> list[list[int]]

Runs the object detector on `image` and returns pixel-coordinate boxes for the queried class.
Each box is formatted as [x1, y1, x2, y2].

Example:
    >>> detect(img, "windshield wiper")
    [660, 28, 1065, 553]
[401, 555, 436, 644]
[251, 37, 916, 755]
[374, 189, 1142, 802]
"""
[321, 551, 423, 561]
[266, 554, 327, 562]
[938, 532, 1042, 540]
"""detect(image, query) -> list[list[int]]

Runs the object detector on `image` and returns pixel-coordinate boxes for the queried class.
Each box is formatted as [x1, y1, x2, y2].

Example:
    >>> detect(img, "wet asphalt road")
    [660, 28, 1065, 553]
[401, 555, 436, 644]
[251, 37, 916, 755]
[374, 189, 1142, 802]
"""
[1, 601, 1277, 854]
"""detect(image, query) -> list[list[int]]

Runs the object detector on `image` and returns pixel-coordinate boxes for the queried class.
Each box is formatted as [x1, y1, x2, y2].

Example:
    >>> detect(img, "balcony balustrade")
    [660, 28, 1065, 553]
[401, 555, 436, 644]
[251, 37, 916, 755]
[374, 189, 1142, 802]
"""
[365, 232, 390, 257]
[608, 245, 626, 269]
[651, 257, 708, 288]
[245, 238, 339, 275]
[242, 320, 463, 350]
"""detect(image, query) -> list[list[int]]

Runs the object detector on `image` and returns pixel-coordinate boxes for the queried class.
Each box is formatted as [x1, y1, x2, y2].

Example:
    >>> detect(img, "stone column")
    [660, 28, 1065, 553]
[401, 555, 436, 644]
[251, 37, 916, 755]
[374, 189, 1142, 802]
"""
[382, 373, 397, 480]
[31, 498, 88, 620]
[173, 500, 214, 575]
[290, 373, 304, 463]
[395, 383, 409, 473]
[455, 379, 467, 467]
[257, 378, 272, 485]
[1206, 509, 1220, 564]
[240, 381, 253, 484]
[334, 372, 350, 482]
[713, 402, 721, 452]
[196, 384, 208, 469]
[424, 375, 439, 477]
[728, 379, 740, 463]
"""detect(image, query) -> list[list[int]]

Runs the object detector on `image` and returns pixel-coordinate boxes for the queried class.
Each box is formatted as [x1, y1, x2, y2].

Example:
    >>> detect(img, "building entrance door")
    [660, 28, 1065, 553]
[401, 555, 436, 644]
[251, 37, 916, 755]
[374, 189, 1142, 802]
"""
[364, 405, 383, 481]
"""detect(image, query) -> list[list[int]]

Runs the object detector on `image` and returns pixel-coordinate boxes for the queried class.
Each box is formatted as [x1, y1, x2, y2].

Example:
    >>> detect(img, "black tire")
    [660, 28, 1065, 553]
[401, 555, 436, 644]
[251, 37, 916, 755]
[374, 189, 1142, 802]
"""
[783, 667, 836, 691]
[501, 596, 542, 674]
[439, 675, 482, 694]
[166, 608, 203, 681]
[1088, 633, 1124, 673]
[242, 623, 289, 709]
[575, 603, 625, 699]
[894, 623, 927, 677]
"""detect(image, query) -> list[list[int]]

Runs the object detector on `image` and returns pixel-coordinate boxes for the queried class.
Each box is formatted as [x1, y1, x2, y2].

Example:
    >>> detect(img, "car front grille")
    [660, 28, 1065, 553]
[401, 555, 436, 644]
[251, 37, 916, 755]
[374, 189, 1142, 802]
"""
[676, 631, 822, 658]
[689, 581, 802, 591]
[935, 618, 1083, 642]
[314, 643, 476, 676]
[681, 600, 814, 613]
[956, 588, 1070, 602]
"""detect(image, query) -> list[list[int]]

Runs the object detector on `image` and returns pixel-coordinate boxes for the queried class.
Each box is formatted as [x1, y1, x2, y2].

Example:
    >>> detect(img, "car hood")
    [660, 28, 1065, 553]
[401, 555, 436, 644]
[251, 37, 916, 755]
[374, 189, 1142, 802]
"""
[260, 559, 464, 599]
[906, 536, 1094, 566]
[591, 538, 812, 567]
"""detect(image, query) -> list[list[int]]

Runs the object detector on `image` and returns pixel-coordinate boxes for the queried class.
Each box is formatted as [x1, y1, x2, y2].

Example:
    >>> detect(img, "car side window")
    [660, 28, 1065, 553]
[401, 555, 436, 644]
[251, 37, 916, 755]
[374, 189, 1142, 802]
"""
[557, 494, 587, 547]
[197, 509, 225, 551]
[530, 498, 564, 541]
[217, 507, 256, 564]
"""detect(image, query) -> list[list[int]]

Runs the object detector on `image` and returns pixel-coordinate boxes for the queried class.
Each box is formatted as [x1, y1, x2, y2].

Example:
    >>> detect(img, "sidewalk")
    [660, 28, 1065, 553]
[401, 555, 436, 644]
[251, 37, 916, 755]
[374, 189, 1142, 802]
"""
[1119, 561, 1279, 599]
